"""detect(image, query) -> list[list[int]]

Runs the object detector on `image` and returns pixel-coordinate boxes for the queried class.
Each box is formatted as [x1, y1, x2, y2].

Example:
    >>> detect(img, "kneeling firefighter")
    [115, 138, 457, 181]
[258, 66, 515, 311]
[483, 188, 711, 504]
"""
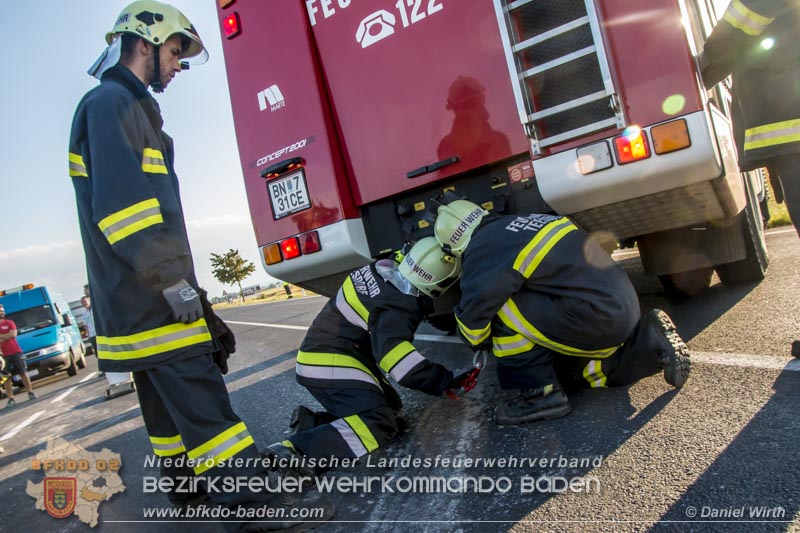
[433, 200, 691, 425]
[267, 238, 475, 471]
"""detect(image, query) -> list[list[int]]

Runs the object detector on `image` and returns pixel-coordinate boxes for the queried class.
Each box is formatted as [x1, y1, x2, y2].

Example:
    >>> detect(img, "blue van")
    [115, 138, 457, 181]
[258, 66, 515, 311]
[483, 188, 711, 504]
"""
[0, 284, 86, 379]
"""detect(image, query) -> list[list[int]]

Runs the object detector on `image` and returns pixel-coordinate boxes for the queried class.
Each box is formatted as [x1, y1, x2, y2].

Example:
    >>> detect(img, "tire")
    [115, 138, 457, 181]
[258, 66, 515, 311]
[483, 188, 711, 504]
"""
[716, 175, 769, 285]
[659, 267, 714, 300]
[66, 350, 78, 377]
[77, 344, 87, 370]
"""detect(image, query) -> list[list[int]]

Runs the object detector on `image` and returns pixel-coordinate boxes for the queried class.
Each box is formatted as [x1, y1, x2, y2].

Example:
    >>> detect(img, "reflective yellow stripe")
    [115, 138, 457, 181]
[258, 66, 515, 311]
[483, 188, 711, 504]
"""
[97, 319, 211, 361]
[296, 351, 380, 385]
[97, 198, 164, 244]
[150, 435, 186, 457]
[69, 152, 88, 177]
[142, 147, 168, 174]
[342, 277, 370, 324]
[582, 360, 607, 388]
[723, 0, 774, 36]
[456, 314, 491, 346]
[344, 414, 379, 453]
[379, 341, 415, 372]
[498, 299, 619, 358]
[188, 422, 255, 474]
[744, 119, 800, 151]
[513, 218, 578, 278]
[492, 333, 535, 357]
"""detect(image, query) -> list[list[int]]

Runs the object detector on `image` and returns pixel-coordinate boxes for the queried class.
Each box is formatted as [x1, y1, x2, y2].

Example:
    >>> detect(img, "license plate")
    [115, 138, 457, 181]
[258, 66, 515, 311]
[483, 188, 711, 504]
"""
[267, 170, 311, 219]
[27, 368, 38, 378]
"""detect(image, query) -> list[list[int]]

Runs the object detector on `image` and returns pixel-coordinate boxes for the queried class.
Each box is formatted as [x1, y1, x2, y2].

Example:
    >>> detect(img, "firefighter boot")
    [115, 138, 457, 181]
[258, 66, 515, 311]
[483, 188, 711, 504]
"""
[644, 309, 691, 388]
[494, 384, 571, 425]
[264, 441, 317, 478]
[162, 462, 208, 507]
[288, 406, 335, 435]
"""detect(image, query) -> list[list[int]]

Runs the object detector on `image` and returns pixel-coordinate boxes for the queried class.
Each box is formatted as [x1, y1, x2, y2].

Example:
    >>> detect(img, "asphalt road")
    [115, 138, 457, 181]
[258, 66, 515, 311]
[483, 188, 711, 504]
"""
[1, 228, 798, 532]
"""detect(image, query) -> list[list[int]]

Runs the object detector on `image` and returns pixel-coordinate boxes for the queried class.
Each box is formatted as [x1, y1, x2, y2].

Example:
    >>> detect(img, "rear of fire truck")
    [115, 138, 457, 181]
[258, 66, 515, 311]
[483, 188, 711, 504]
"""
[216, 0, 767, 301]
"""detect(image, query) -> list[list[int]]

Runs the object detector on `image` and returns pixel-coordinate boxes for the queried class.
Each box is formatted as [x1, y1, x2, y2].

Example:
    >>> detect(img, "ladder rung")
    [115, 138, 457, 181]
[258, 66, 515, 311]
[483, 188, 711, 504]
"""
[537, 118, 619, 148]
[512, 16, 590, 53]
[526, 91, 609, 121]
[505, 0, 536, 12]
[519, 46, 595, 79]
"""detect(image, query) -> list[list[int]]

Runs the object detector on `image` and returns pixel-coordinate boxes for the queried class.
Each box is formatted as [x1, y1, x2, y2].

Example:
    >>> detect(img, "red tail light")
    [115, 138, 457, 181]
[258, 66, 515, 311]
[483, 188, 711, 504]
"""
[222, 12, 241, 39]
[299, 231, 321, 254]
[614, 127, 650, 164]
[281, 237, 301, 260]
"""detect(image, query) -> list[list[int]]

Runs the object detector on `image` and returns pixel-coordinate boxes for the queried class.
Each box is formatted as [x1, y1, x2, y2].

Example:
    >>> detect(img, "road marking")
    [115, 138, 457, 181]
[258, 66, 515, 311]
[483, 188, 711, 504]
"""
[51, 386, 79, 404]
[227, 320, 309, 331]
[0, 411, 46, 441]
[79, 371, 98, 383]
[767, 228, 796, 235]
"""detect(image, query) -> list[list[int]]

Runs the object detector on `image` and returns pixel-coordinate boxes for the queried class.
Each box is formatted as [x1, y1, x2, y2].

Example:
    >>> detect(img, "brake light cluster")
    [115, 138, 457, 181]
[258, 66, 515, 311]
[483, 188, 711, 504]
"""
[577, 118, 691, 175]
[219, 0, 241, 39]
[263, 232, 322, 266]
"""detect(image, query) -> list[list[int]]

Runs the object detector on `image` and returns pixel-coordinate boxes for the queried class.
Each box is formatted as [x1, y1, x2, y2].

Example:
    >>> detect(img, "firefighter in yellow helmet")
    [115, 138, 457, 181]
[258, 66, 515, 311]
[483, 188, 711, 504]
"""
[266, 238, 474, 472]
[434, 200, 691, 425]
[70, 2, 332, 528]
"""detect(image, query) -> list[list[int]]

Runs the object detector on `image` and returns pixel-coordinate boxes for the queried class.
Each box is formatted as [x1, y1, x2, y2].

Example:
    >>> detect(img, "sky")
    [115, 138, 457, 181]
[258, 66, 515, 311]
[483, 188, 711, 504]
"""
[0, 0, 275, 302]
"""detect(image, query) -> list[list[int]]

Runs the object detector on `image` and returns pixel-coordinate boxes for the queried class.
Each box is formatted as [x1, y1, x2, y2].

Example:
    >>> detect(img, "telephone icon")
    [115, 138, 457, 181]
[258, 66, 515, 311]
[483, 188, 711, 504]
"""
[356, 10, 396, 48]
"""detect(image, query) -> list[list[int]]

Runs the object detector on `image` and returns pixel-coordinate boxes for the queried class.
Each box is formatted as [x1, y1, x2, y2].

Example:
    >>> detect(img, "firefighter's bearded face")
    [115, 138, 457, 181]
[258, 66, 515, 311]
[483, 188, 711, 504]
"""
[143, 34, 184, 90]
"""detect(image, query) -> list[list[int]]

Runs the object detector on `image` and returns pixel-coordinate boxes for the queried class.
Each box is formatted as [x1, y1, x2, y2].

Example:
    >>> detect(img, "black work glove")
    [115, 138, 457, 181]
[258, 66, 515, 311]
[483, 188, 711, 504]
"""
[162, 279, 203, 323]
[199, 289, 236, 374]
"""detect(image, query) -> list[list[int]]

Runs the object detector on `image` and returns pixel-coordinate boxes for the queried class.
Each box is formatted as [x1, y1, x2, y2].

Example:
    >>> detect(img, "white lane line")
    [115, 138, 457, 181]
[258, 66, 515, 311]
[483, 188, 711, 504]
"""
[51, 386, 79, 404]
[79, 371, 98, 383]
[226, 320, 309, 331]
[0, 411, 46, 441]
[227, 320, 800, 373]
[767, 228, 797, 235]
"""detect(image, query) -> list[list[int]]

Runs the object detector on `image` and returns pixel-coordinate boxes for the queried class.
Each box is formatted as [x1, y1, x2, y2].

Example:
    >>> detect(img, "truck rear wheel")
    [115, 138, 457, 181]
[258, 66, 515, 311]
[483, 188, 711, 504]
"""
[716, 177, 769, 285]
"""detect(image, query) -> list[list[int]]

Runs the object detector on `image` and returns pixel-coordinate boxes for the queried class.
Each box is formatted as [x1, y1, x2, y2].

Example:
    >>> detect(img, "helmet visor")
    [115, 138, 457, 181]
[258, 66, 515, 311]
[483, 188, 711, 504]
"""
[179, 32, 208, 65]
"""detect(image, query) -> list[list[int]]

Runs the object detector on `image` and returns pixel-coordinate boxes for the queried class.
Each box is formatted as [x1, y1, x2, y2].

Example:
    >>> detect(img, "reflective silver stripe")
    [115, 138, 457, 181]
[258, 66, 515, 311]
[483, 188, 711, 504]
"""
[143, 155, 166, 166]
[69, 162, 87, 176]
[493, 335, 531, 353]
[744, 121, 800, 151]
[331, 418, 368, 457]
[191, 427, 252, 465]
[296, 363, 381, 389]
[388, 350, 426, 382]
[515, 218, 574, 276]
[724, 0, 773, 36]
[98, 324, 210, 354]
[152, 440, 185, 455]
[100, 205, 162, 240]
[336, 288, 367, 330]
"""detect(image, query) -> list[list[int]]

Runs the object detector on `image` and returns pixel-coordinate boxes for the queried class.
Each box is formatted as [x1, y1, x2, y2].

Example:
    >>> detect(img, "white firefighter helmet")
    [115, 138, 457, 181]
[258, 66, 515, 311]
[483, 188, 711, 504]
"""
[433, 200, 488, 256]
[89, 0, 207, 79]
[398, 237, 462, 298]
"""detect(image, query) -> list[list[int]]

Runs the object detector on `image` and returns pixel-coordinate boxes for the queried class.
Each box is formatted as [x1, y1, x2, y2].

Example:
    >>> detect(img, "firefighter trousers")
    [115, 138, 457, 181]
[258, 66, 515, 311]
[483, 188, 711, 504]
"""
[768, 154, 800, 238]
[133, 354, 274, 510]
[494, 310, 662, 391]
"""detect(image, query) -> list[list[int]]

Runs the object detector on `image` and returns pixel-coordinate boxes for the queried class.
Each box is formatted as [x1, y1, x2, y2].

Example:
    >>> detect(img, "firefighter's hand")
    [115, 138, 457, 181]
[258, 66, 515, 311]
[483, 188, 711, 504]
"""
[162, 279, 203, 323]
[444, 367, 478, 399]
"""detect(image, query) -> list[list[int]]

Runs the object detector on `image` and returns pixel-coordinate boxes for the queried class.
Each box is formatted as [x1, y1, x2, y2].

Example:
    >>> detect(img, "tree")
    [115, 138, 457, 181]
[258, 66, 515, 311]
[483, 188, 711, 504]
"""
[210, 249, 256, 303]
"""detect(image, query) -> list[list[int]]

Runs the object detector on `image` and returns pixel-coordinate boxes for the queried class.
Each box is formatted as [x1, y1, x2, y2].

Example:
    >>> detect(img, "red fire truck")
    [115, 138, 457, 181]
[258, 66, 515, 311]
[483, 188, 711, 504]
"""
[215, 0, 767, 305]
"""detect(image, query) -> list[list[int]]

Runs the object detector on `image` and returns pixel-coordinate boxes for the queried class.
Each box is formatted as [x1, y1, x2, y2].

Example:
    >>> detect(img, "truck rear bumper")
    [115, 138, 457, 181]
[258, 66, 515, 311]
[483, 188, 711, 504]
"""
[261, 219, 372, 285]
[534, 110, 746, 239]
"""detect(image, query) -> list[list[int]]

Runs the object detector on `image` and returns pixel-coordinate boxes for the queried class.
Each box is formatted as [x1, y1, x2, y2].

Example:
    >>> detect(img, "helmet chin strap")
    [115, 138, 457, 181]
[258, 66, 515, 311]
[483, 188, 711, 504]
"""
[150, 45, 164, 93]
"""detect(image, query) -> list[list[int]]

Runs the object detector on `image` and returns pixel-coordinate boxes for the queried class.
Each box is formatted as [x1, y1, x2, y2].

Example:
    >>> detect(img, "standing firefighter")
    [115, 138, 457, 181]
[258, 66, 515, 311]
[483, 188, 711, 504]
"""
[268, 238, 473, 470]
[68, 1, 332, 528]
[433, 200, 691, 425]
[698, 0, 800, 357]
